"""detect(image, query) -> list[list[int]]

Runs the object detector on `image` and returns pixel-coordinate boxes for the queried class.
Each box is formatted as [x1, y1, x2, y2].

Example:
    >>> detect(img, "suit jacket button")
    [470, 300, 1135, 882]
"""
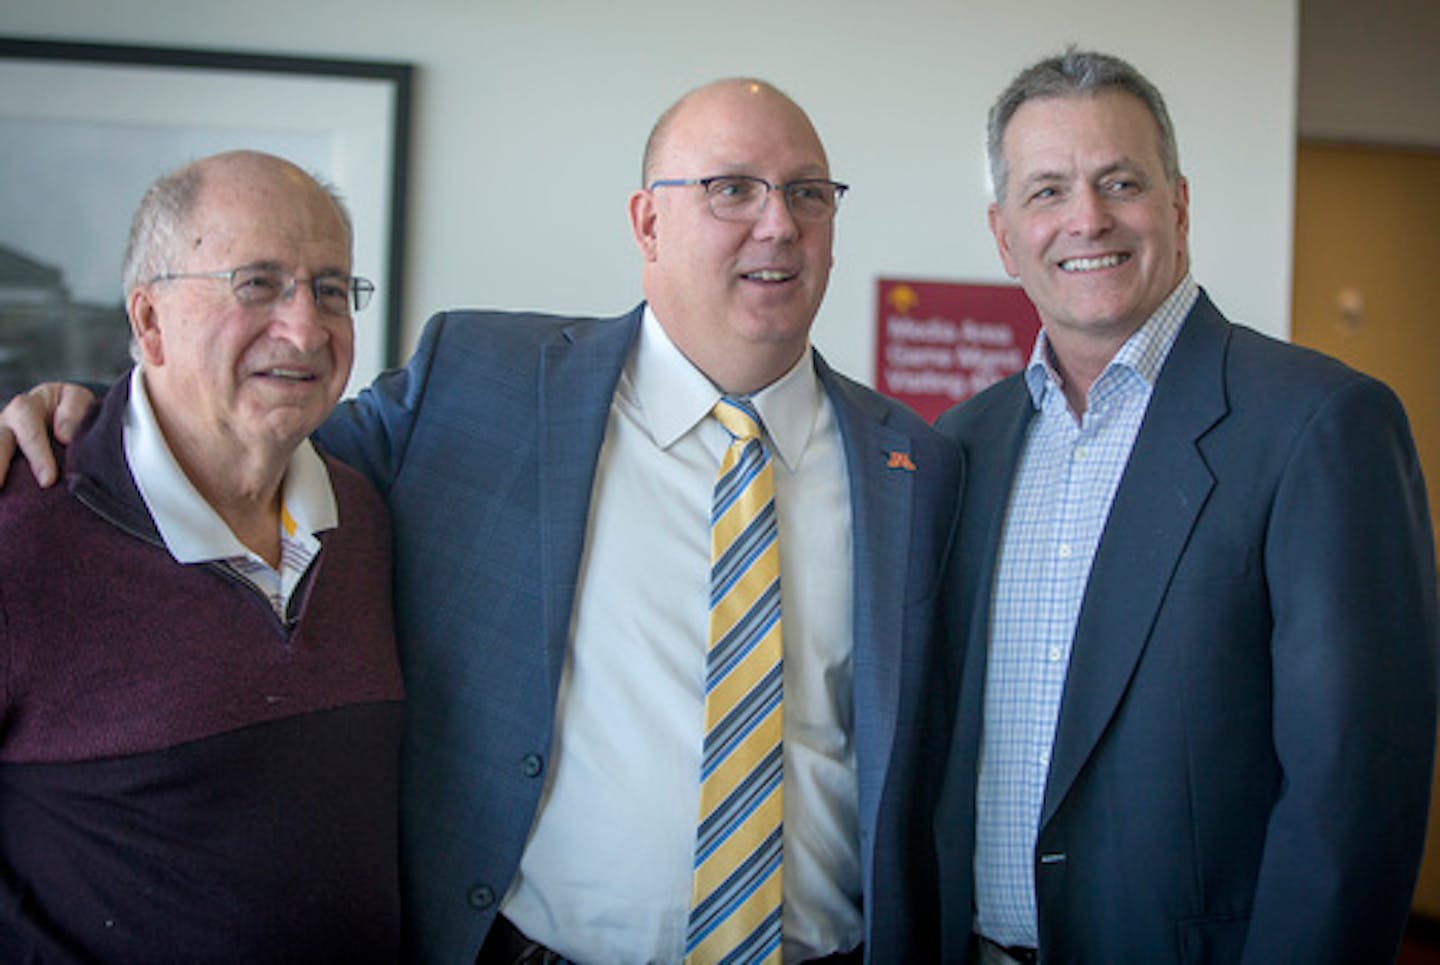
[467, 885, 495, 909]
[521, 753, 544, 778]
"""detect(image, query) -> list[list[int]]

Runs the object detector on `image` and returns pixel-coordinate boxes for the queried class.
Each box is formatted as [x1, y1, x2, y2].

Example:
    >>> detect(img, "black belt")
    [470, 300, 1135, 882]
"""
[476, 915, 574, 965]
[977, 932, 1038, 965]
[477, 914, 864, 964]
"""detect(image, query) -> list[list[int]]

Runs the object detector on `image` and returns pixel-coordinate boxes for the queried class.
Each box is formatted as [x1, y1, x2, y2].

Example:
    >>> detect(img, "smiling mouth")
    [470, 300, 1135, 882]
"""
[259, 367, 318, 382]
[1059, 253, 1129, 273]
[742, 269, 797, 283]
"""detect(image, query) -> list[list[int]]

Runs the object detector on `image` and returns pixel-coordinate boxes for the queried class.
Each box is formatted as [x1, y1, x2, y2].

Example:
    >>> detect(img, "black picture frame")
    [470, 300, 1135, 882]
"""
[0, 37, 412, 398]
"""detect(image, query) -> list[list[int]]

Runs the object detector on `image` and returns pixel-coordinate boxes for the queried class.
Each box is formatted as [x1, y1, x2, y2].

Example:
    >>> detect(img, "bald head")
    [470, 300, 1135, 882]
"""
[629, 77, 836, 395]
[125, 147, 358, 491]
[641, 78, 827, 188]
[123, 150, 351, 296]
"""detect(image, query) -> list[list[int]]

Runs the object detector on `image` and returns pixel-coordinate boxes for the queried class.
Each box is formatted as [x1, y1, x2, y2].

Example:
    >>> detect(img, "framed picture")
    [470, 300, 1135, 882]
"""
[0, 37, 412, 400]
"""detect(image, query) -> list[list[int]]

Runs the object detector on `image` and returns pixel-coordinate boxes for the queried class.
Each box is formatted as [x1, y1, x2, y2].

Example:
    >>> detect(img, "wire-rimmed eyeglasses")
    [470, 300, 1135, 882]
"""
[648, 175, 849, 223]
[149, 265, 375, 315]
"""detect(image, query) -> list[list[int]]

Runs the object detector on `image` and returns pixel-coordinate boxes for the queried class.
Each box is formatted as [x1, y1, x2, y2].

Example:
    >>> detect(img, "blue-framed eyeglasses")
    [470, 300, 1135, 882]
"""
[149, 265, 375, 315]
[648, 175, 849, 222]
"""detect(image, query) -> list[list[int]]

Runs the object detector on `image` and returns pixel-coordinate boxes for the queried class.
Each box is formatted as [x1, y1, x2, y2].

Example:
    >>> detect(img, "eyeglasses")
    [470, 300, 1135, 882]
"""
[648, 175, 849, 223]
[149, 265, 375, 315]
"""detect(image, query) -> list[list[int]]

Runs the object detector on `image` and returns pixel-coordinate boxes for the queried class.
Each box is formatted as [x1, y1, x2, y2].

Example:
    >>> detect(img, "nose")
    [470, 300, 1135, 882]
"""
[1066, 184, 1113, 236]
[269, 280, 333, 353]
[751, 185, 801, 242]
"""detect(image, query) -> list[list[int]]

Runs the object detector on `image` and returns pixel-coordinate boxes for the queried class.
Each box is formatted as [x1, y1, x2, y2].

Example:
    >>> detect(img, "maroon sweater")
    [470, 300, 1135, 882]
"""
[0, 380, 405, 963]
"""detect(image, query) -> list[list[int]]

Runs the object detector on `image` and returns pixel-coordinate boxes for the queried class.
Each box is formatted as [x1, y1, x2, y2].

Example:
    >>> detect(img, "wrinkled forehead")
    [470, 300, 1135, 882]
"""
[1002, 91, 1169, 179]
[1007, 90, 1161, 149]
[186, 171, 351, 267]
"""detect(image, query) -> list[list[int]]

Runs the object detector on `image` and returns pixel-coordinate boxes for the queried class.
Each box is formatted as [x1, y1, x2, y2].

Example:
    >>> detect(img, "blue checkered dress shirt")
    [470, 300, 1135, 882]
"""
[973, 276, 1199, 947]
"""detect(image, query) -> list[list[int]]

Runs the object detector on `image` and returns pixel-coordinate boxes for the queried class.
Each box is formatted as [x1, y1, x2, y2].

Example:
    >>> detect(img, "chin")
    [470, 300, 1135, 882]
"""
[744, 305, 814, 338]
[255, 402, 328, 436]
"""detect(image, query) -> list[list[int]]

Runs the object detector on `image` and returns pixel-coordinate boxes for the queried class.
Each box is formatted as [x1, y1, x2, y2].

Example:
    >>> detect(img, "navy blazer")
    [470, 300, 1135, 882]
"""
[932, 291, 1438, 963]
[317, 304, 963, 963]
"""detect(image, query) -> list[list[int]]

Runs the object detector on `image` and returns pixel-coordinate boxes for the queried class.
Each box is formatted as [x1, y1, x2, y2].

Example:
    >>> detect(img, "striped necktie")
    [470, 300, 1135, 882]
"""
[686, 396, 784, 965]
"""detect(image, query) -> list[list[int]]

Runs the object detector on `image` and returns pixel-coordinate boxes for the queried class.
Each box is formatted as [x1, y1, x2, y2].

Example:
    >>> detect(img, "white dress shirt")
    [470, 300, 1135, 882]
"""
[122, 366, 337, 617]
[502, 307, 863, 962]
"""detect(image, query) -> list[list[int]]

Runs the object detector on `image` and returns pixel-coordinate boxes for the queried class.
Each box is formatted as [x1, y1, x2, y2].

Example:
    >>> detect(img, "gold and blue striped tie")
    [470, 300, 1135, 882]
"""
[687, 396, 784, 965]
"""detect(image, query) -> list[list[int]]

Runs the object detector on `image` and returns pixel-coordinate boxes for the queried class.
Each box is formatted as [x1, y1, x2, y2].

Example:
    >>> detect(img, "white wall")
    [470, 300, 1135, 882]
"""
[1, 0, 1299, 383]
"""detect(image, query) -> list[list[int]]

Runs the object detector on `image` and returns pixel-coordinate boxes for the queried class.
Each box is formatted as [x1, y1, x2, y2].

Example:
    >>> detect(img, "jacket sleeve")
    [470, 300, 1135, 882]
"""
[314, 312, 451, 495]
[1242, 375, 1439, 963]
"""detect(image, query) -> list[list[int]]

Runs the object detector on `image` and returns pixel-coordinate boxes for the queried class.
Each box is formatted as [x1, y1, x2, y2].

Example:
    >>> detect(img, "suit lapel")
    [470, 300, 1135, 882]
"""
[964, 381, 1039, 667]
[536, 306, 643, 689]
[815, 355, 912, 837]
[952, 377, 1038, 794]
[1041, 295, 1231, 825]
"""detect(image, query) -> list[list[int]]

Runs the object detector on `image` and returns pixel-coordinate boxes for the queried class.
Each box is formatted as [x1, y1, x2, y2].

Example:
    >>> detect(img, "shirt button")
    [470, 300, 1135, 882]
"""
[467, 885, 495, 909]
[1074, 446, 1088, 460]
[521, 753, 544, 778]
[1048, 646, 1063, 661]
[1058, 543, 1073, 559]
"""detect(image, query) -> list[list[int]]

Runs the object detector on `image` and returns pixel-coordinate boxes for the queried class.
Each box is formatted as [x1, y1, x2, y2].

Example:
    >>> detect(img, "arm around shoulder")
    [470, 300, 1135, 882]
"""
[0, 383, 98, 487]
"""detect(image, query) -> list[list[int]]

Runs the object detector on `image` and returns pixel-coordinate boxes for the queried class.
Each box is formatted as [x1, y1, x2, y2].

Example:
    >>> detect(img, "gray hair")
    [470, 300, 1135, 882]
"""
[987, 47, 1181, 203]
[121, 163, 203, 297]
[121, 152, 352, 296]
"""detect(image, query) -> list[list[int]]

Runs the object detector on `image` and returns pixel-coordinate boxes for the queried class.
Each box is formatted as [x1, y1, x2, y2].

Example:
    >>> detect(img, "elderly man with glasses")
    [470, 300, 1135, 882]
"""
[0, 150, 403, 962]
[1, 79, 961, 964]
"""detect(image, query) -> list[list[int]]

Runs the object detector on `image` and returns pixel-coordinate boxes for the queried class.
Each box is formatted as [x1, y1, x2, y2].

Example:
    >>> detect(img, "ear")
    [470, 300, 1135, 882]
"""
[628, 188, 660, 262]
[1173, 175, 1191, 248]
[988, 202, 1020, 279]
[128, 286, 166, 367]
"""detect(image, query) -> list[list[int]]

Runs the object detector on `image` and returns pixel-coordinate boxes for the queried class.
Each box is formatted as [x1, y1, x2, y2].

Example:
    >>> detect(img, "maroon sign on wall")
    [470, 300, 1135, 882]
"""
[875, 278, 1041, 423]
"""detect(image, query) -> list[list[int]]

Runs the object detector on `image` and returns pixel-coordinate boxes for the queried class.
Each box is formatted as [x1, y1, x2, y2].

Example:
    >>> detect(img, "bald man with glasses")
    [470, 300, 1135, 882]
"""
[351, 75, 959, 965]
[0, 150, 403, 962]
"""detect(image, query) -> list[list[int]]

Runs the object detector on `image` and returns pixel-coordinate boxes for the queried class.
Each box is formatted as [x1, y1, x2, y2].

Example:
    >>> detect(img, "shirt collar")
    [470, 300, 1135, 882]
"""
[1023, 273, 1199, 408]
[632, 304, 821, 471]
[121, 366, 338, 565]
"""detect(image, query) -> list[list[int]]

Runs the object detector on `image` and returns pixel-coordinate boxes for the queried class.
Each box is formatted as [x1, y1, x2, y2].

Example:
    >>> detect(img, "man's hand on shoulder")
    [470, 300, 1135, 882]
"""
[0, 383, 96, 487]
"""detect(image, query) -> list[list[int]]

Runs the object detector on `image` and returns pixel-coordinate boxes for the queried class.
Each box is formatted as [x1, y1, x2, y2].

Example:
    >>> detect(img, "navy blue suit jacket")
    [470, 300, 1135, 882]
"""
[932, 291, 1438, 963]
[317, 304, 963, 963]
